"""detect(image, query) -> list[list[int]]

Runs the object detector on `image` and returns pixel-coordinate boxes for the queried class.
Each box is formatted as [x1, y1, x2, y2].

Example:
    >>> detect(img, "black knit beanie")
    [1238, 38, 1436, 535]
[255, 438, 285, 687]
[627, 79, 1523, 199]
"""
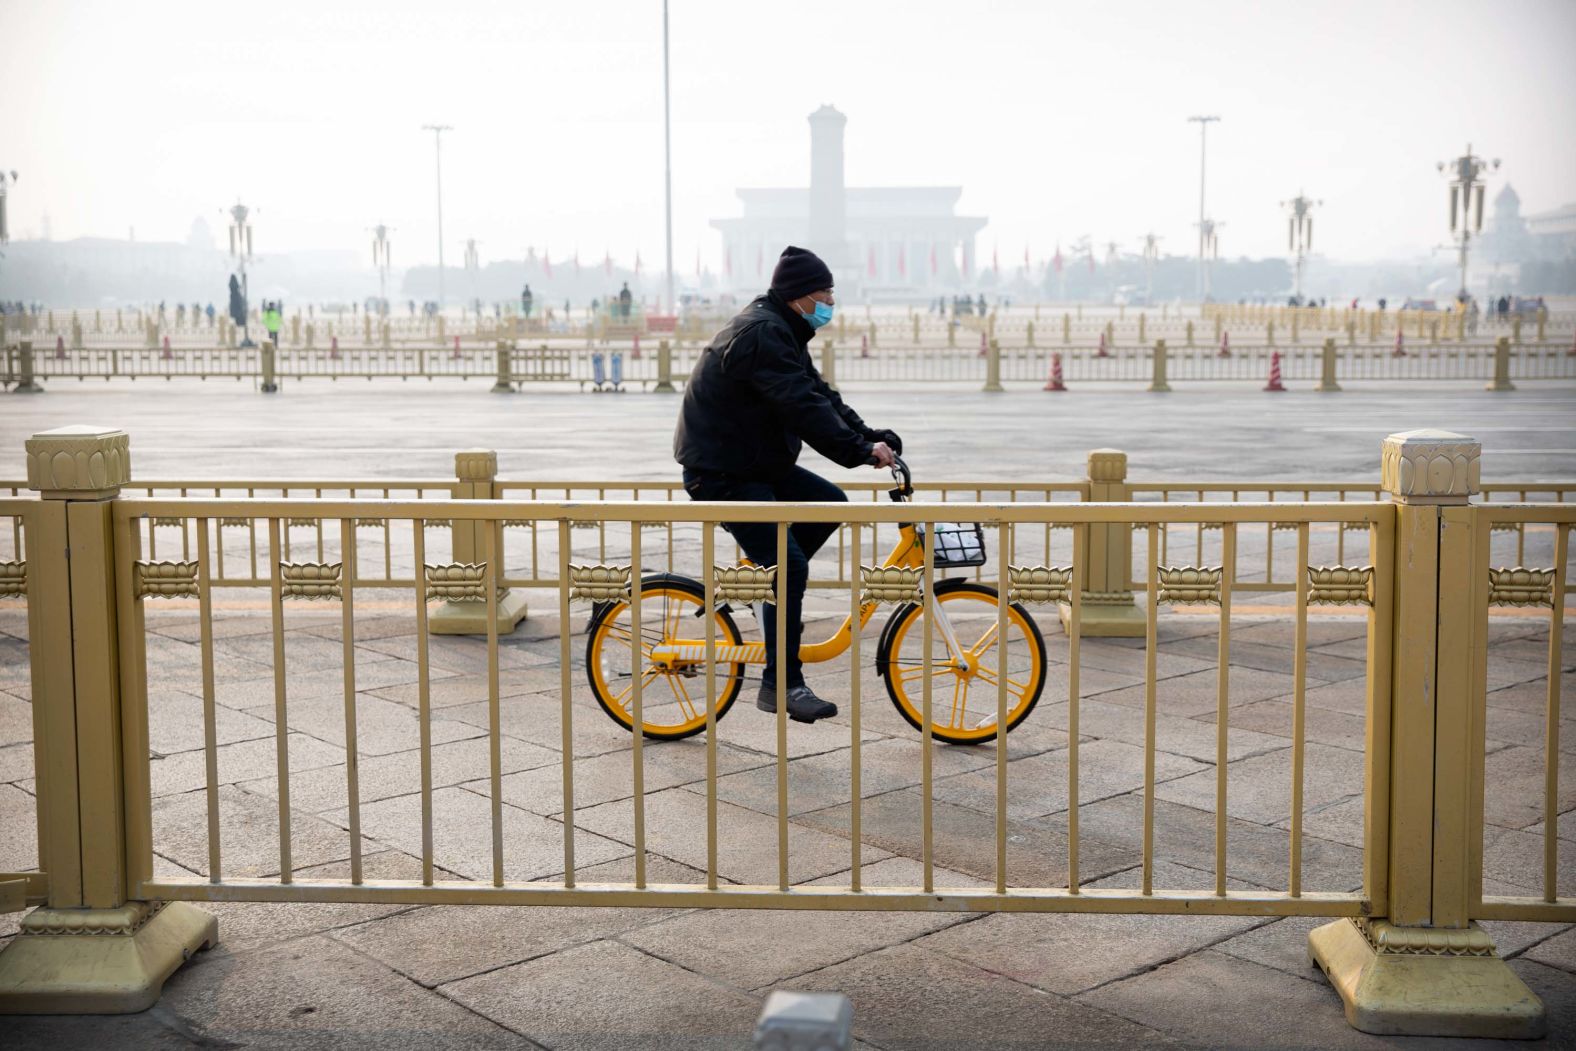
[770, 246, 834, 302]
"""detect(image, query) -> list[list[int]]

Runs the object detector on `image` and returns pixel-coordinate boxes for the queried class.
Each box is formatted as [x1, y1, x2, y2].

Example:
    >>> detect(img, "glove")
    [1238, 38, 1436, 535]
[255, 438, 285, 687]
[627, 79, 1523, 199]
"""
[868, 428, 903, 456]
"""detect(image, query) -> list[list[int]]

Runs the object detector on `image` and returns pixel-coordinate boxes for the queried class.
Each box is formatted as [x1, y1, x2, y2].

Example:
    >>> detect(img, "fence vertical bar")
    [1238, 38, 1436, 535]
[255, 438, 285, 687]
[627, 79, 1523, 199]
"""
[1544, 524, 1569, 902]
[1289, 524, 1309, 896]
[995, 522, 1009, 895]
[1068, 524, 1086, 894]
[776, 521, 789, 891]
[413, 520, 434, 885]
[1215, 524, 1235, 897]
[196, 518, 222, 882]
[267, 517, 293, 882]
[1143, 524, 1159, 896]
[922, 517, 936, 894]
[850, 522, 863, 892]
[631, 524, 647, 889]
[704, 527, 718, 890]
[557, 520, 576, 886]
[339, 520, 363, 884]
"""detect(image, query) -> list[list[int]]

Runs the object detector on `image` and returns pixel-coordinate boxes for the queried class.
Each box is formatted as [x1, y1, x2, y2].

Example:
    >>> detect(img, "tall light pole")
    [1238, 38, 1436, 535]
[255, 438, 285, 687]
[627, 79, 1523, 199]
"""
[463, 238, 480, 313]
[422, 124, 452, 310]
[1438, 144, 1498, 300]
[1140, 232, 1162, 303]
[1187, 115, 1219, 301]
[1280, 192, 1321, 301]
[0, 169, 17, 247]
[226, 201, 255, 347]
[1196, 219, 1222, 300]
[371, 224, 393, 315]
[662, 0, 675, 316]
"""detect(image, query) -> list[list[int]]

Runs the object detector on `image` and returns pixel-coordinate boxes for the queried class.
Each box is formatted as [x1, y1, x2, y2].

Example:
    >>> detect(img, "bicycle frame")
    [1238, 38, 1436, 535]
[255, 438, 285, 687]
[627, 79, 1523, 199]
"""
[645, 521, 972, 670]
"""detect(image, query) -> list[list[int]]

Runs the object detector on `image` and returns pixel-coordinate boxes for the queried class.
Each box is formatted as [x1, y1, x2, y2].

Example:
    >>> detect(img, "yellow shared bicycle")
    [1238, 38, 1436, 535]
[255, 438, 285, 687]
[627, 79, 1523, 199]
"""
[584, 458, 1049, 744]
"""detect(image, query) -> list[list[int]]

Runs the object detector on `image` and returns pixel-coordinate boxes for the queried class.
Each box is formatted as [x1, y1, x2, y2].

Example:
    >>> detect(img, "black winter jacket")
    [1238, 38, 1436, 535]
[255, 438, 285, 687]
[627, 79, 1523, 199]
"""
[673, 292, 875, 476]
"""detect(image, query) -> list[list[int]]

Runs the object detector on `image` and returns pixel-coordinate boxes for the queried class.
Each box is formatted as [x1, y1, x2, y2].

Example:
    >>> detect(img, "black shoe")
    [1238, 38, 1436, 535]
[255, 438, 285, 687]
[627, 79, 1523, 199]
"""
[756, 683, 838, 723]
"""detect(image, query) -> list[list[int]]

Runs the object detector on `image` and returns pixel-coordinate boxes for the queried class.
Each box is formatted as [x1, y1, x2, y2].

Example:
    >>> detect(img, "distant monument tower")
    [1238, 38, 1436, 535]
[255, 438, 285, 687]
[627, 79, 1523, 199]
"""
[807, 105, 849, 269]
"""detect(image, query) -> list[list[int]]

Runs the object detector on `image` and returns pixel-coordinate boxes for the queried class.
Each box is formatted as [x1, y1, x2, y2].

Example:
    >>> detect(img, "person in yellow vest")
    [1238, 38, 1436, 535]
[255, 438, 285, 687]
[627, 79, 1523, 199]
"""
[263, 301, 282, 347]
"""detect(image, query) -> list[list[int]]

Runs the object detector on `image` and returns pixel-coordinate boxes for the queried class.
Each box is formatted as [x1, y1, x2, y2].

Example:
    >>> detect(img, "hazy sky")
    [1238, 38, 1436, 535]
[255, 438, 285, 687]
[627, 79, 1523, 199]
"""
[4, 0, 1574, 273]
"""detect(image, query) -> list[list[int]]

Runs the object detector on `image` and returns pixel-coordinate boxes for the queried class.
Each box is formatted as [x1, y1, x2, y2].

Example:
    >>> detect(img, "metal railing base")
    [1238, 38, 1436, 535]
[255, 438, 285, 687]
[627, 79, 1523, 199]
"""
[427, 588, 529, 636]
[0, 901, 218, 1014]
[1308, 918, 1545, 1039]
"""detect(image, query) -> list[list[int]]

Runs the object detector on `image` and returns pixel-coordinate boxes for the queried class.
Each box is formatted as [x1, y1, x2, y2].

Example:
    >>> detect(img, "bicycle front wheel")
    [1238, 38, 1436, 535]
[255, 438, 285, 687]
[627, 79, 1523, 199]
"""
[877, 580, 1047, 745]
[585, 574, 747, 740]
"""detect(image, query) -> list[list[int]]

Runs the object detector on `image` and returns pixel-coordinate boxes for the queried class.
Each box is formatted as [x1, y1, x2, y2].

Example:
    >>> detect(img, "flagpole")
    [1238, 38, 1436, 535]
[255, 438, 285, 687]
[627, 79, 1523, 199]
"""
[662, 0, 675, 316]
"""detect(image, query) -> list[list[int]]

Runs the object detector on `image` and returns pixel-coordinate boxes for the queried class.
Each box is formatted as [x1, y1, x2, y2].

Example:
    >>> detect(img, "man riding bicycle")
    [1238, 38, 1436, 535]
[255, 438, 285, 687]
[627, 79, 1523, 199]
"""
[674, 245, 900, 724]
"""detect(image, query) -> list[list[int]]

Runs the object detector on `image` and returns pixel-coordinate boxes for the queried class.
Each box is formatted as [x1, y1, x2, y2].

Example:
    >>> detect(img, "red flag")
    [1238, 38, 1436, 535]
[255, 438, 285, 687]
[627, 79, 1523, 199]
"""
[898, 245, 906, 279]
[543, 248, 552, 278]
[930, 243, 938, 275]
[1053, 244, 1063, 274]
[868, 245, 876, 277]
[604, 250, 612, 277]
[992, 244, 999, 274]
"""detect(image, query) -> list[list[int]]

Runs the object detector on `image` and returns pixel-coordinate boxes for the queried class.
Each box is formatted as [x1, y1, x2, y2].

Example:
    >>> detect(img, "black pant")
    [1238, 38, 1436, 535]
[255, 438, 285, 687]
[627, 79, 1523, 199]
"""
[682, 464, 847, 689]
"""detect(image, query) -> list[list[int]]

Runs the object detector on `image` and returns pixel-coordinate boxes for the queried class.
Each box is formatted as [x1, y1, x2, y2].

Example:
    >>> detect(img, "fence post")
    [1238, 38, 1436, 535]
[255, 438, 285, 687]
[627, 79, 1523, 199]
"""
[260, 341, 278, 393]
[821, 339, 837, 390]
[491, 340, 513, 393]
[1062, 313, 1070, 345]
[429, 450, 530, 636]
[13, 341, 42, 394]
[981, 338, 1004, 392]
[1060, 449, 1144, 638]
[70, 317, 83, 350]
[1146, 339, 1171, 392]
[912, 315, 920, 345]
[1314, 337, 1341, 392]
[653, 339, 676, 393]
[1185, 320, 1194, 347]
[1137, 312, 1145, 343]
[1026, 321, 1035, 347]
[0, 427, 218, 1012]
[381, 320, 392, 349]
[1536, 308, 1546, 343]
[1485, 336, 1515, 392]
[1310, 429, 1544, 1039]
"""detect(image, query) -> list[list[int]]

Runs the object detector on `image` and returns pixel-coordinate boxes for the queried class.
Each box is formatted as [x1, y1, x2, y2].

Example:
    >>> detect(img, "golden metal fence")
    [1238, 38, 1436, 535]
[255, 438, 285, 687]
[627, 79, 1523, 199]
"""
[0, 425, 1569, 1036]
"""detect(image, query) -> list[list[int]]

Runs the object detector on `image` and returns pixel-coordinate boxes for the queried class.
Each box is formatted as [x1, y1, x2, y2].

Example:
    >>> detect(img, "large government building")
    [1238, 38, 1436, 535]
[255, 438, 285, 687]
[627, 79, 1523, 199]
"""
[710, 105, 987, 297]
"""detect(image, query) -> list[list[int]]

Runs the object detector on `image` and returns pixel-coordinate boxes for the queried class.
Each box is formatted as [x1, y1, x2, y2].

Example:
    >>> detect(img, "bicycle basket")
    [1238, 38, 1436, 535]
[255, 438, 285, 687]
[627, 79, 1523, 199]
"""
[915, 521, 988, 568]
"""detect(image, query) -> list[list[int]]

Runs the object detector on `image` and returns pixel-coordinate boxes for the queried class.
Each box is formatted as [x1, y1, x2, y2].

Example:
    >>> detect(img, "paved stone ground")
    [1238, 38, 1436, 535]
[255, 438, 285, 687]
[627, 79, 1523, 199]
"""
[1, 382, 1574, 1048]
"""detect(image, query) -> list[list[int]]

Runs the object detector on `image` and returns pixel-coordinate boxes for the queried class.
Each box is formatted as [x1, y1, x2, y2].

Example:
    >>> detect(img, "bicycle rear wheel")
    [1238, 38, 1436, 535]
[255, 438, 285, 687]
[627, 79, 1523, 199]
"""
[584, 574, 747, 740]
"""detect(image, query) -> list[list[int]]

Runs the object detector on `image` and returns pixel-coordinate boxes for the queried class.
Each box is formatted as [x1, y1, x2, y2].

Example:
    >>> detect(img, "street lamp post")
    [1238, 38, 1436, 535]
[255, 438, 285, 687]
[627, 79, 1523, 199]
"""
[0, 169, 17, 247]
[1187, 115, 1220, 301]
[422, 124, 453, 311]
[226, 201, 255, 347]
[371, 224, 393, 316]
[1197, 219, 1221, 300]
[662, 0, 675, 317]
[463, 238, 480, 314]
[1140, 233, 1162, 303]
[1281, 192, 1321, 302]
[1438, 145, 1499, 300]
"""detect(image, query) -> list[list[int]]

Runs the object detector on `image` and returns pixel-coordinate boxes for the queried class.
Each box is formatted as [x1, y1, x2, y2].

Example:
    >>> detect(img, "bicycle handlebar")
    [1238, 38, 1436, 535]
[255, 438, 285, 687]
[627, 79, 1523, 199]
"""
[888, 454, 913, 502]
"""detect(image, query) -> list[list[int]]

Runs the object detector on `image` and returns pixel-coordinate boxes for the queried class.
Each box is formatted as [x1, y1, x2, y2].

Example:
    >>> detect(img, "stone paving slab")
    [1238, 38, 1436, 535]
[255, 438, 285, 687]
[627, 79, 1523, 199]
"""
[573, 785, 889, 886]
[1219, 696, 1369, 752]
[332, 854, 706, 988]
[146, 687, 278, 755]
[441, 937, 761, 1051]
[1077, 793, 1364, 893]
[149, 730, 345, 798]
[0, 781, 37, 871]
[152, 784, 358, 879]
[787, 941, 1182, 1050]
[1083, 663, 1309, 718]
[241, 690, 485, 757]
[332, 785, 632, 883]
[1038, 695, 1288, 764]
[1153, 739, 1367, 826]
[240, 733, 561, 814]
[619, 857, 981, 992]
[158, 934, 537, 1050]
[493, 738, 772, 816]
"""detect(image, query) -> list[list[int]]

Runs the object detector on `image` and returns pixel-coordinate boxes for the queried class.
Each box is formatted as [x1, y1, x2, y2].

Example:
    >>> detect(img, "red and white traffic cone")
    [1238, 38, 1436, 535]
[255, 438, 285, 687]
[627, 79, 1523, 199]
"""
[1218, 331, 1230, 358]
[1043, 352, 1066, 392]
[161, 335, 172, 360]
[55, 335, 66, 359]
[1263, 350, 1286, 392]
[978, 330, 988, 358]
[452, 335, 462, 359]
[1392, 327, 1406, 357]
[861, 333, 870, 358]
[1096, 330, 1109, 357]
[632, 333, 641, 359]
[330, 335, 341, 359]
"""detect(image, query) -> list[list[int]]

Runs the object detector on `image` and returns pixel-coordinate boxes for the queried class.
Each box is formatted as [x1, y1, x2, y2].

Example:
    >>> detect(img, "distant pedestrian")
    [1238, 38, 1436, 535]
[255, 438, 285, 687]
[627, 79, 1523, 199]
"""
[1377, 297, 1387, 312]
[977, 294, 986, 316]
[263, 301, 282, 347]
[619, 282, 633, 319]
[521, 284, 534, 319]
